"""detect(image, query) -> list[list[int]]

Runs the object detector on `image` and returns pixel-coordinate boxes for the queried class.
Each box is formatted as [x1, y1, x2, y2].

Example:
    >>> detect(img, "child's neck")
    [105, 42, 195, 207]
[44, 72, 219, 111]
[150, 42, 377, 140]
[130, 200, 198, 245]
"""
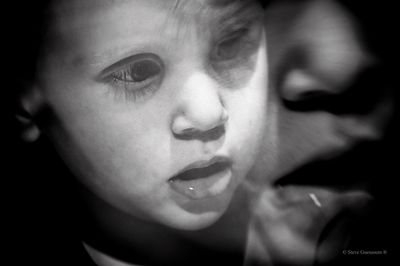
[78, 185, 251, 266]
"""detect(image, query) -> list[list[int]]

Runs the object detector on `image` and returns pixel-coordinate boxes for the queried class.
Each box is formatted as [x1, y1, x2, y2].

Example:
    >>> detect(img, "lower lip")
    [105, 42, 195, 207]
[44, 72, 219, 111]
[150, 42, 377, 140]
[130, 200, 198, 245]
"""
[169, 167, 232, 200]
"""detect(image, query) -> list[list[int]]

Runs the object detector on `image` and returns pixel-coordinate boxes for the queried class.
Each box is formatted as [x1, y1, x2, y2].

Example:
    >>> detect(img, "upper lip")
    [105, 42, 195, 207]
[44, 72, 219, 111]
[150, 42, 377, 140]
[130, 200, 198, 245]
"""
[170, 156, 232, 181]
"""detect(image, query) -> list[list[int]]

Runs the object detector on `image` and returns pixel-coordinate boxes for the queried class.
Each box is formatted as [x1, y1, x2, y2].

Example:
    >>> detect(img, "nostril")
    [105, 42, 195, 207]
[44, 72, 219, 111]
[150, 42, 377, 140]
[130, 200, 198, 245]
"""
[174, 124, 226, 141]
[281, 64, 392, 115]
[204, 125, 226, 141]
[179, 128, 196, 136]
[280, 69, 334, 102]
[171, 101, 229, 140]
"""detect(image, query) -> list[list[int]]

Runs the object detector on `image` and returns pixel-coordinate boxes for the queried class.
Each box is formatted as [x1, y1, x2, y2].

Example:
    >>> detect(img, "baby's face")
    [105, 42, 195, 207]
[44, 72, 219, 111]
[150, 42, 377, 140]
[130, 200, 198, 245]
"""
[36, 0, 268, 230]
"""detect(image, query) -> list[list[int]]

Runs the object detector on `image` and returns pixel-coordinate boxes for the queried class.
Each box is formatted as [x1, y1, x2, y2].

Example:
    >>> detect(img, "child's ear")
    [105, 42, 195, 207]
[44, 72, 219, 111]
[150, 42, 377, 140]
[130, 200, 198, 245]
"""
[15, 86, 45, 142]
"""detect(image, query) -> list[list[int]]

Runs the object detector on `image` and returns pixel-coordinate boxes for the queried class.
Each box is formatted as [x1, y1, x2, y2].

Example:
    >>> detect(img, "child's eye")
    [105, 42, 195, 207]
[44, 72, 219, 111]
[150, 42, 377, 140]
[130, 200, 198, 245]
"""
[212, 22, 261, 65]
[112, 57, 162, 83]
[210, 21, 263, 87]
[99, 53, 164, 101]
[214, 28, 250, 61]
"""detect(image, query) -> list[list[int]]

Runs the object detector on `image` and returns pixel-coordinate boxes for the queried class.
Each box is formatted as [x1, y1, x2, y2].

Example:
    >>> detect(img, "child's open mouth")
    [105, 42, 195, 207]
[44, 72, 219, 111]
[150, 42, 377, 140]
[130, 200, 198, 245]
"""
[169, 157, 233, 200]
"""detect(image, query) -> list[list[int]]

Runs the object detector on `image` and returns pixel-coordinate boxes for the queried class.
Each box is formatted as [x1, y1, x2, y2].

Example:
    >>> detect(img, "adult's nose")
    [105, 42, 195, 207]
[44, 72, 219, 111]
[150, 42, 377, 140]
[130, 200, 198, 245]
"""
[171, 71, 228, 139]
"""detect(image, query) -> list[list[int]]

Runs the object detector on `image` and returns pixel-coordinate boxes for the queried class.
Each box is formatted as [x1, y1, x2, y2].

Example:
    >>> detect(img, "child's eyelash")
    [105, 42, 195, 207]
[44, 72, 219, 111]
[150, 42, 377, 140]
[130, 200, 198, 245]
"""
[110, 78, 157, 102]
[97, 53, 164, 102]
[212, 20, 262, 64]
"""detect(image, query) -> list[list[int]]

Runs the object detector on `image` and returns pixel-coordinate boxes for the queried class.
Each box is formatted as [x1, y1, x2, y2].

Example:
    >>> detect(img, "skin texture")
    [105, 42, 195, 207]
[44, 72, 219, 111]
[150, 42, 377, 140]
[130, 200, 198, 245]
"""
[13, 1, 394, 265]
[245, 0, 393, 265]
[26, 0, 270, 235]
[251, 0, 392, 185]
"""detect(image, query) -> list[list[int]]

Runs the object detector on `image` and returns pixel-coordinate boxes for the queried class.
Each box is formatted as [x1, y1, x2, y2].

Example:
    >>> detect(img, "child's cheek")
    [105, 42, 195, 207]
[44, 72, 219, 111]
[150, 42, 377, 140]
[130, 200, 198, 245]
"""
[227, 48, 270, 179]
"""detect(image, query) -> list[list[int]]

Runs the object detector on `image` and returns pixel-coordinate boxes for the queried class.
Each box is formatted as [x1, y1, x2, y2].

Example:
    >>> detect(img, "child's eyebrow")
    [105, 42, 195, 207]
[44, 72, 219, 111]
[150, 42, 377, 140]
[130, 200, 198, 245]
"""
[170, 0, 263, 31]
[210, 1, 264, 33]
[214, 0, 263, 19]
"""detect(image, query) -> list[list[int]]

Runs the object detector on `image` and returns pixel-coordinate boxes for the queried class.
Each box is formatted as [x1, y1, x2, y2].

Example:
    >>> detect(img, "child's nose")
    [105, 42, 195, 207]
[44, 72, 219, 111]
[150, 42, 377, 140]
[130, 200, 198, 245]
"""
[171, 71, 228, 138]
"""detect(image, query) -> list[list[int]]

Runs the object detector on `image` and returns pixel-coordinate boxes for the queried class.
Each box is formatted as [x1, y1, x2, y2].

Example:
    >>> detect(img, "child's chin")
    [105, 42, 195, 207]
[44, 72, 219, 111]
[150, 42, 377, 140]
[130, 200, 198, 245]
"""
[161, 209, 225, 231]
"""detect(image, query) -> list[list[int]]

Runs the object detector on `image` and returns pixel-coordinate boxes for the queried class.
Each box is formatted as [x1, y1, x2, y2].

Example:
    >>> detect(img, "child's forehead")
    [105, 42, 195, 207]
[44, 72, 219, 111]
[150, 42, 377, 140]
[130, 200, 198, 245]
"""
[172, 0, 261, 23]
[50, 0, 259, 23]
[43, 0, 262, 68]
[46, 0, 262, 51]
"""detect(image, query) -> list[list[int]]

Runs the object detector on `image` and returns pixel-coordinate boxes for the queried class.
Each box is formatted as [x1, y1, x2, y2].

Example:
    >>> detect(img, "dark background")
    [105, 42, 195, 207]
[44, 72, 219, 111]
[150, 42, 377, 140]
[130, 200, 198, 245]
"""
[3, 0, 398, 265]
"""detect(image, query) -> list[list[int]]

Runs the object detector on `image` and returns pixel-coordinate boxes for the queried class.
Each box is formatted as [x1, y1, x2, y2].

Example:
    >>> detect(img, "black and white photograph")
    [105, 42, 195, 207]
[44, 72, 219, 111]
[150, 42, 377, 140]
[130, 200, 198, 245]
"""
[5, 0, 397, 265]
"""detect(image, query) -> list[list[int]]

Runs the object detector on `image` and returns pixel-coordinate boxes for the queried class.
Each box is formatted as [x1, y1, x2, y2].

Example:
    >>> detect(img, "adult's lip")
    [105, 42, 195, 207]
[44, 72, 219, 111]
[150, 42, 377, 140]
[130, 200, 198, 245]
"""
[169, 156, 233, 200]
[250, 142, 378, 265]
